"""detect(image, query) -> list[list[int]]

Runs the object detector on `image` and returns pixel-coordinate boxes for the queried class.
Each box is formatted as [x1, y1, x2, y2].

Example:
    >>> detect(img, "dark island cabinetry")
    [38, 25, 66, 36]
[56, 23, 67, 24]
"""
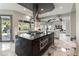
[15, 32, 54, 56]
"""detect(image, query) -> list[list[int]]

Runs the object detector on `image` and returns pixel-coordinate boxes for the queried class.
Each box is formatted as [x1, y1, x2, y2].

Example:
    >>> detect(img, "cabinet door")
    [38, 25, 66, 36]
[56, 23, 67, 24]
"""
[32, 39, 40, 56]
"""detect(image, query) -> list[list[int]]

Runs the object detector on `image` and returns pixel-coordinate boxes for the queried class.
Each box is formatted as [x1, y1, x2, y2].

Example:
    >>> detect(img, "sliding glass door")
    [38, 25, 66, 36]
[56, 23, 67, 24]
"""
[0, 15, 12, 42]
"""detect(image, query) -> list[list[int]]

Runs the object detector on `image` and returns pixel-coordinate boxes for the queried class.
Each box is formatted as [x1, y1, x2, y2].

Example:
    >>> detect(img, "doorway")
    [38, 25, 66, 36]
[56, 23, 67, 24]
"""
[0, 15, 12, 42]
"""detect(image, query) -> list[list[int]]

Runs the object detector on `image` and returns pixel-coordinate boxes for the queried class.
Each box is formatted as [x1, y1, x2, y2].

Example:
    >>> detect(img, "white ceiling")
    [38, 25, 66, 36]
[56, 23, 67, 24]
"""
[39, 3, 75, 18]
[0, 3, 75, 19]
[0, 3, 33, 16]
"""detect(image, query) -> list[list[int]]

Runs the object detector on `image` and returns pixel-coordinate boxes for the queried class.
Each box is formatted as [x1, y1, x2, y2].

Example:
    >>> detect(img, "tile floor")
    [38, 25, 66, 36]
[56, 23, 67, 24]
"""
[43, 39, 76, 56]
[0, 42, 16, 56]
[43, 33, 76, 56]
[0, 33, 77, 56]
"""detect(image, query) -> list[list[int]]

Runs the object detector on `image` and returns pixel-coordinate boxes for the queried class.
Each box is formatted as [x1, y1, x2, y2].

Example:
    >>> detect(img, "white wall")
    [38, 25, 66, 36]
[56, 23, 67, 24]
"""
[70, 4, 76, 38]
[65, 15, 71, 36]
[0, 10, 26, 41]
[76, 3, 79, 55]
[70, 11, 76, 38]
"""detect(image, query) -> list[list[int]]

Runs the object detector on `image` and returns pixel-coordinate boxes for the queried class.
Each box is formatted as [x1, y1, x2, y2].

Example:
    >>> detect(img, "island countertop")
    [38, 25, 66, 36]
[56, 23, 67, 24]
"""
[16, 32, 53, 40]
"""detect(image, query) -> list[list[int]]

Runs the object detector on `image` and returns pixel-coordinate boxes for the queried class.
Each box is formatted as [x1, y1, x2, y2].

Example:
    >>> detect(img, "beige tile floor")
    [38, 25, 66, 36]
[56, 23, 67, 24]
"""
[43, 39, 76, 56]
[0, 42, 16, 56]
[43, 33, 76, 56]
[0, 33, 77, 56]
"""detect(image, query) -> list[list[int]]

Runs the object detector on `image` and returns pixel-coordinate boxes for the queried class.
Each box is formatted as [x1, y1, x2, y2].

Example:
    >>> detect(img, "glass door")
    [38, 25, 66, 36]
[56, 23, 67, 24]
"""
[0, 15, 12, 42]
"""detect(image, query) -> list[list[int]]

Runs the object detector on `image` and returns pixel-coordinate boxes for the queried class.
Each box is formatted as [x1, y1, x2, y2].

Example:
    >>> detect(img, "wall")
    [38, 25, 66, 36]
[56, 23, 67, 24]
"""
[0, 10, 25, 41]
[76, 3, 79, 55]
[70, 3, 76, 38]
[65, 14, 71, 36]
[70, 11, 76, 38]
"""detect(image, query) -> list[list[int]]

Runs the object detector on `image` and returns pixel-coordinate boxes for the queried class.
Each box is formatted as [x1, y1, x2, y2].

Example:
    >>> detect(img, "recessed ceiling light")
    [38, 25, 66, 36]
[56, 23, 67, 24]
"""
[26, 16, 31, 20]
[24, 8, 26, 11]
[41, 8, 44, 11]
[61, 48, 66, 52]
[60, 6, 63, 9]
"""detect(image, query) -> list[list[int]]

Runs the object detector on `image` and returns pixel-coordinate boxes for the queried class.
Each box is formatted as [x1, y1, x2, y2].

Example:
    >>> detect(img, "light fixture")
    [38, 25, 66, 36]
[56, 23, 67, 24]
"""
[41, 8, 44, 11]
[61, 48, 66, 52]
[24, 8, 26, 11]
[59, 6, 63, 9]
[49, 25, 52, 29]
[26, 16, 31, 20]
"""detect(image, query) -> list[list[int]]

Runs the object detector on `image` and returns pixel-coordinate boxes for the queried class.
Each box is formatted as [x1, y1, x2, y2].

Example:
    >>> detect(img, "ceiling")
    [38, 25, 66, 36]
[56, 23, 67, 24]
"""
[38, 3, 55, 14]
[39, 3, 75, 18]
[18, 3, 33, 11]
[0, 3, 33, 16]
[17, 3, 75, 19]
[0, 3, 75, 19]
[18, 3, 55, 14]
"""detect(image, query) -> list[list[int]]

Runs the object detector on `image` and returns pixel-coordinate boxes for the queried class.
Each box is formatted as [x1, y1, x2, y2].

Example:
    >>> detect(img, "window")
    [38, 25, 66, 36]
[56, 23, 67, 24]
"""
[18, 21, 30, 31]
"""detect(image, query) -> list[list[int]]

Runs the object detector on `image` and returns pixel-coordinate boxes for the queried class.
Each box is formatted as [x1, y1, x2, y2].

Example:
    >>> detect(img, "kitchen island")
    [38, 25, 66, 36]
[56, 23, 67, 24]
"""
[15, 32, 54, 56]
